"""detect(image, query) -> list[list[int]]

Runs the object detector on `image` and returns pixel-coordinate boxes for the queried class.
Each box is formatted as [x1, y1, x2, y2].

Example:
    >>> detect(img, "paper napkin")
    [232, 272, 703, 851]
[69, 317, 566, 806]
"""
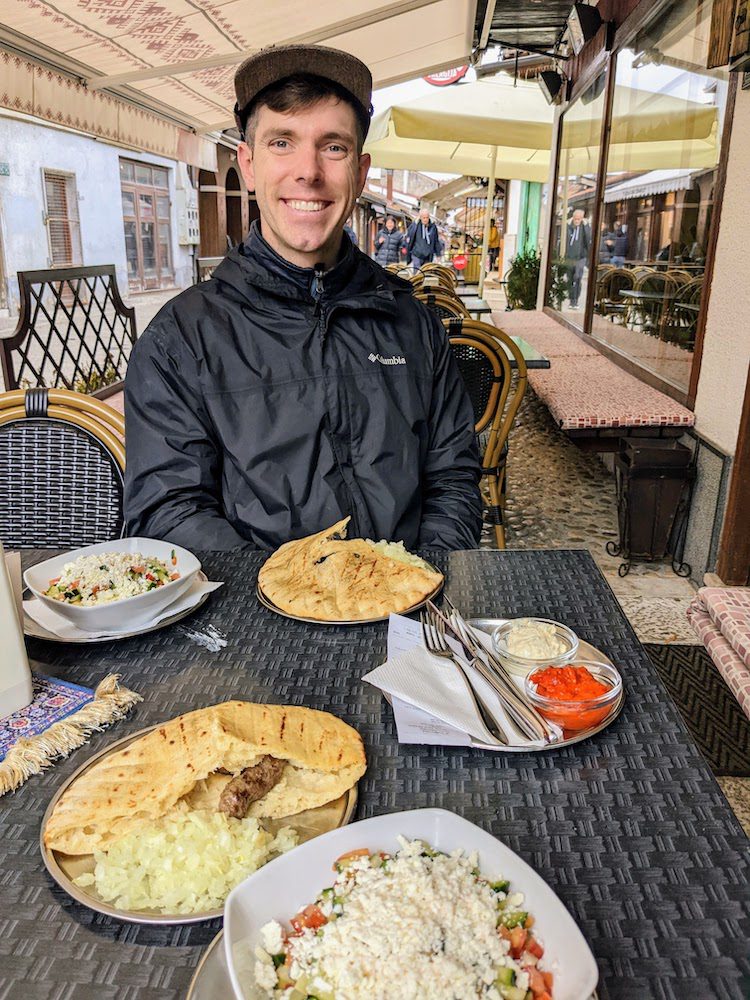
[363, 613, 553, 750]
[23, 578, 223, 640]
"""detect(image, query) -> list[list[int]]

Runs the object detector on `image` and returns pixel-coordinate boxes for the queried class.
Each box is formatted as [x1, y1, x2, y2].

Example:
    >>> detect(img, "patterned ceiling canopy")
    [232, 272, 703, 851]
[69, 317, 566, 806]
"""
[0, 0, 476, 164]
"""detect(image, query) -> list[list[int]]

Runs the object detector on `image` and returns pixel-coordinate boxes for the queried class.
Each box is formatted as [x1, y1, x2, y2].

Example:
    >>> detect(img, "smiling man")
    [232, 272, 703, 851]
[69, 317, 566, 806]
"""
[123, 44, 482, 552]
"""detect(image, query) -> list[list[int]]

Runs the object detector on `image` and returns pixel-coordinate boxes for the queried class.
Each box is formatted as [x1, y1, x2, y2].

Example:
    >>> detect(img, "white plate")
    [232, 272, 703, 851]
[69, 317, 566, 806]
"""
[24, 572, 211, 643]
[24, 537, 201, 632]
[224, 808, 599, 1000]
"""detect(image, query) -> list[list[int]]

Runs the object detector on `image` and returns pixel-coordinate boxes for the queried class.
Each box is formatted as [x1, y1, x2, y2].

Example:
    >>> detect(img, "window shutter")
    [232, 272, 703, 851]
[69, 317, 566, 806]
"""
[44, 171, 82, 266]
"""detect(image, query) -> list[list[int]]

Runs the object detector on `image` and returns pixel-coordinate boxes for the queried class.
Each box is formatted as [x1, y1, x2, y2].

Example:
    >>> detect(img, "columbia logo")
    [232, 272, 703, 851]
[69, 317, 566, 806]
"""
[368, 353, 406, 365]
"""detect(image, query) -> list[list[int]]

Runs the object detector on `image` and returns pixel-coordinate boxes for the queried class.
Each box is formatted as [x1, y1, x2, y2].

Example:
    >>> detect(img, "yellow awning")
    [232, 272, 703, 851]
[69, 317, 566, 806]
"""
[366, 77, 718, 178]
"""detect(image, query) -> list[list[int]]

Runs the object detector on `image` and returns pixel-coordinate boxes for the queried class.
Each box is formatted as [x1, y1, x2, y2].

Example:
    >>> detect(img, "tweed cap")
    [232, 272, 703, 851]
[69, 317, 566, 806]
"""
[233, 44, 373, 131]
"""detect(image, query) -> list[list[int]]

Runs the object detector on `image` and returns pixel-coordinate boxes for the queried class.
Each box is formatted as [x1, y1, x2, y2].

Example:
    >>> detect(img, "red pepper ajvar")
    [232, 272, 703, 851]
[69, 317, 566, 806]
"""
[529, 664, 613, 731]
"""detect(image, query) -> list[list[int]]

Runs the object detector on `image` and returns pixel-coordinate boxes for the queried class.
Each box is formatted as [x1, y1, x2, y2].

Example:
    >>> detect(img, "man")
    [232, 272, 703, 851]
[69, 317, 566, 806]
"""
[564, 209, 591, 309]
[124, 44, 482, 552]
[406, 208, 441, 271]
[611, 223, 628, 268]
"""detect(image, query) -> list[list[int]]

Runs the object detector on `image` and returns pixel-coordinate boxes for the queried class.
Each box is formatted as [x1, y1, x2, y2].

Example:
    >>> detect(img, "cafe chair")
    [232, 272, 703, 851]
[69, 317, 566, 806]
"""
[597, 267, 634, 324]
[408, 271, 426, 293]
[0, 387, 125, 549]
[445, 318, 528, 549]
[416, 291, 470, 321]
[634, 271, 679, 337]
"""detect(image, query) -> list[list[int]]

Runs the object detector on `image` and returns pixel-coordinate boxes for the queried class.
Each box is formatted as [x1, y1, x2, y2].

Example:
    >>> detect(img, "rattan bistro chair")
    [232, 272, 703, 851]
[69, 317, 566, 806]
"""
[445, 318, 527, 549]
[0, 387, 125, 549]
[416, 291, 470, 321]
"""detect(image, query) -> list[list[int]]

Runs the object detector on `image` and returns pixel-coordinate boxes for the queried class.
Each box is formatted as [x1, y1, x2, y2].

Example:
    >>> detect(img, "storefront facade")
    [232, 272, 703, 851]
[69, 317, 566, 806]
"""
[538, 0, 750, 585]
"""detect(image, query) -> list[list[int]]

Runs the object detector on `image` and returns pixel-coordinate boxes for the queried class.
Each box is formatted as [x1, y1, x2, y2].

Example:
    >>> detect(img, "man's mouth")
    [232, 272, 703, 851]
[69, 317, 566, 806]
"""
[283, 199, 332, 213]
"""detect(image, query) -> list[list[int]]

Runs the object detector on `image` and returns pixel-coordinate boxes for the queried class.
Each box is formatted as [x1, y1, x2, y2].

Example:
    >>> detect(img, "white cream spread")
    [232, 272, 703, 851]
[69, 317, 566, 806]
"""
[504, 619, 569, 660]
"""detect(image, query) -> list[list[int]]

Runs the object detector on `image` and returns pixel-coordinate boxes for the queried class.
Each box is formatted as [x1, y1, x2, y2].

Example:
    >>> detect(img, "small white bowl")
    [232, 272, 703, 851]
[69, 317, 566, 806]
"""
[492, 617, 579, 678]
[24, 538, 201, 633]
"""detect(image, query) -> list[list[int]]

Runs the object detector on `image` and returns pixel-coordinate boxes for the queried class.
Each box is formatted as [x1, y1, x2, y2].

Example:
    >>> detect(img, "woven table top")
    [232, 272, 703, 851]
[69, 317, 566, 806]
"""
[4, 548, 749, 999]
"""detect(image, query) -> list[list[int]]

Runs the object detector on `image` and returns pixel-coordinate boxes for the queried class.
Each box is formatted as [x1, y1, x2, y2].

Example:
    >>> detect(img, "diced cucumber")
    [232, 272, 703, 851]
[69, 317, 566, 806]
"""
[501, 910, 528, 929]
[490, 879, 510, 893]
[499, 986, 527, 1000]
[495, 966, 516, 986]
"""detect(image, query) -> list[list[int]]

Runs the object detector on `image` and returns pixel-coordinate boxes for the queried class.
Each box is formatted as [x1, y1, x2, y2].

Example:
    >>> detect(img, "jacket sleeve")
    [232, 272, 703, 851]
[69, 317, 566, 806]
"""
[123, 314, 251, 551]
[418, 313, 483, 550]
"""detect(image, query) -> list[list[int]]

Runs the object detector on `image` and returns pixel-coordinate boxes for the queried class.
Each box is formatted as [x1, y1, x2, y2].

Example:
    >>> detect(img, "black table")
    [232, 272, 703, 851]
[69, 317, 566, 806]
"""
[3, 549, 749, 999]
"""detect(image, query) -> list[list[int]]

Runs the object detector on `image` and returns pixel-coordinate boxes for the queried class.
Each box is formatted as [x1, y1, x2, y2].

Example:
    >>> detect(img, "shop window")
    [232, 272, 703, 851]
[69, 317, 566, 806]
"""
[590, 0, 729, 395]
[545, 72, 607, 329]
[120, 158, 173, 291]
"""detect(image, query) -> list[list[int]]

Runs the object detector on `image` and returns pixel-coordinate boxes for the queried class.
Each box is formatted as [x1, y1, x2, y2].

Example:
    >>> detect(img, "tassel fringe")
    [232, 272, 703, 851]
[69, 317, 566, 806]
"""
[0, 674, 142, 796]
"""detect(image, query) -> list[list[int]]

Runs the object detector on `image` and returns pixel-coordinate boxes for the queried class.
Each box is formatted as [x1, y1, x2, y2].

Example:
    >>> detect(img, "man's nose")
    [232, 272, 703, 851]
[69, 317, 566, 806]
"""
[294, 145, 324, 185]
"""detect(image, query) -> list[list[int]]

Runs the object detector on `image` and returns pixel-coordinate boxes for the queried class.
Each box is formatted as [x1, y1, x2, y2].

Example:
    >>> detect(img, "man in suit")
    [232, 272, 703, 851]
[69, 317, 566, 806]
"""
[564, 209, 591, 309]
[406, 208, 441, 270]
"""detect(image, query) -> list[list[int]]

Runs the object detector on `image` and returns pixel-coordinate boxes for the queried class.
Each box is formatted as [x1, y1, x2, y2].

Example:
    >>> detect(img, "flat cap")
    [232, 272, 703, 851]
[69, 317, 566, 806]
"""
[234, 44, 373, 129]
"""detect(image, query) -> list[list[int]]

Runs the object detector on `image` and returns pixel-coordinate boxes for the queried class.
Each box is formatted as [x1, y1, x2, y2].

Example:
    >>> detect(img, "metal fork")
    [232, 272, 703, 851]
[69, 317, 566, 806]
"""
[420, 610, 508, 746]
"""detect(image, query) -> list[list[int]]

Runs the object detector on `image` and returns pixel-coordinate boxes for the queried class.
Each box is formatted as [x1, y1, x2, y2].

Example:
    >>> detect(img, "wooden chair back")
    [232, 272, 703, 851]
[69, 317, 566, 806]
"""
[415, 291, 470, 321]
[444, 318, 528, 548]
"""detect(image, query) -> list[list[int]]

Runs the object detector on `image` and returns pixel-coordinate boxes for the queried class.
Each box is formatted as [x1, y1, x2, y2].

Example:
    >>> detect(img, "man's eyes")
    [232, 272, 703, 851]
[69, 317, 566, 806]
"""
[266, 140, 348, 155]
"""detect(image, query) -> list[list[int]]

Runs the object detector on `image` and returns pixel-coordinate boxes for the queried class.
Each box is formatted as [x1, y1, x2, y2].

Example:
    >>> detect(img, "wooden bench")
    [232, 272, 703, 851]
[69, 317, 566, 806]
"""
[688, 588, 750, 721]
[491, 310, 695, 451]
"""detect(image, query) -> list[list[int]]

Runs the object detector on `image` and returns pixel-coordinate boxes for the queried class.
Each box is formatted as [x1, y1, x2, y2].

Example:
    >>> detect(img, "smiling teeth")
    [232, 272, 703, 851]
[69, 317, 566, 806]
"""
[287, 200, 327, 211]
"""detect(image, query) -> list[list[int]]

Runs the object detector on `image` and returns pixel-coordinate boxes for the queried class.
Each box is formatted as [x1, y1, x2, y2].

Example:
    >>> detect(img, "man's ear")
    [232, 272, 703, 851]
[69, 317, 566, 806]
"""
[357, 152, 371, 196]
[237, 142, 255, 192]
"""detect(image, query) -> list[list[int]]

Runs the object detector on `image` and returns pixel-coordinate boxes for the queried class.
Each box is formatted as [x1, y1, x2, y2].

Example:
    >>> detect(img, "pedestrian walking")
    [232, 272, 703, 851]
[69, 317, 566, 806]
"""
[374, 216, 404, 265]
[563, 209, 591, 309]
[406, 208, 441, 270]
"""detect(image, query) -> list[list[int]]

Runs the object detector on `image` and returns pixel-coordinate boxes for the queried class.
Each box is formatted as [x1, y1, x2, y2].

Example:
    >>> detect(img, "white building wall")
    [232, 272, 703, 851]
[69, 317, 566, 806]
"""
[502, 179, 524, 264]
[0, 116, 193, 314]
[693, 85, 750, 457]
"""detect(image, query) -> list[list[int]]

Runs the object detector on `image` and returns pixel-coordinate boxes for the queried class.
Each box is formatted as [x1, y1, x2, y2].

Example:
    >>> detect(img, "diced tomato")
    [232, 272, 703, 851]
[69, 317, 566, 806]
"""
[509, 926, 527, 957]
[290, 904, 327, 933]
[170, 572, 180, 581]
[524, 913, 535, 929]
[171, 550, 177, 566]
[539, 994, 552, 1000]
[145, 572, 156, 581]
[69, 579, 79, 588]
[91, 585, 100, 595]
[49, 576, 60, 585]
[333, 848, 369, 871]
[526, 936, 544, 959]
[525, 966, 548, 996]
[542, 970, 554, 990]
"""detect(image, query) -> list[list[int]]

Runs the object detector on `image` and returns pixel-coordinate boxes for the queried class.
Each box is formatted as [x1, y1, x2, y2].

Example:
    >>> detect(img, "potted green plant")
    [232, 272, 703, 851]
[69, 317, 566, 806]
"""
[505, 248, 541, 310]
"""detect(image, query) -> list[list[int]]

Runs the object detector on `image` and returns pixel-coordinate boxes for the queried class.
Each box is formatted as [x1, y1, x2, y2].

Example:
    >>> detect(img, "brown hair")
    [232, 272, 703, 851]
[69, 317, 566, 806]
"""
[242, 74, 368, 153]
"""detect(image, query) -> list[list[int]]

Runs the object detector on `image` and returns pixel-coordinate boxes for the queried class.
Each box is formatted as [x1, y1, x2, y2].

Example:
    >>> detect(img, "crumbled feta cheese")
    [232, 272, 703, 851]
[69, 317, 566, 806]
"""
[259, 921, 284, 955]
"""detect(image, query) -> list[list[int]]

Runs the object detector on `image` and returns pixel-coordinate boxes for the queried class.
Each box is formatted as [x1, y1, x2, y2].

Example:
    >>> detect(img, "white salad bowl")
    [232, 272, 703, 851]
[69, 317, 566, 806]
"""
[224, 808, 598, 1000]
[24, 537, 201, 633]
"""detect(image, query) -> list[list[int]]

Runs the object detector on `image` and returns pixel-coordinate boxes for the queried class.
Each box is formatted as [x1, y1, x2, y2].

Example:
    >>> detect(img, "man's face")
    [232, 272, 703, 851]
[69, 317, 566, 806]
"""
[572, 211, 584, 226]
[419, 210, 430, 225]
[237, 96, 370, 269]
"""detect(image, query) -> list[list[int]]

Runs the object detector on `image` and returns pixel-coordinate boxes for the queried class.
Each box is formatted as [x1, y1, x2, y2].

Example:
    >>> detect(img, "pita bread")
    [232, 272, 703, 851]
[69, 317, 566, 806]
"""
[258, 517, 444, 620]
[44, 701, 366, 855]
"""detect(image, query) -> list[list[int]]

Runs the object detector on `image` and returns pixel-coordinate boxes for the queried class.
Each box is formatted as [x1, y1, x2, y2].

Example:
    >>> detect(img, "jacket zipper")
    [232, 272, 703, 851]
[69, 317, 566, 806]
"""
[312, 263, 362, 536]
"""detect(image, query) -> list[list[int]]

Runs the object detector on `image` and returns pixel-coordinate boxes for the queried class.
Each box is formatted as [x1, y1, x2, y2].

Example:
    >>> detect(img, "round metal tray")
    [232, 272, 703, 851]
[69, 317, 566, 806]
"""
[24, 573, 211, 644]
[256, 564, 444, 625]
[467, 618, 624, 752]
[40, 724, 359, 925]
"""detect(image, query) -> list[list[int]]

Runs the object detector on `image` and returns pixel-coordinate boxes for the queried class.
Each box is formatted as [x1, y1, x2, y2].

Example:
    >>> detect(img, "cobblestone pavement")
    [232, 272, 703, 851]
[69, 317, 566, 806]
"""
[479, 376, 698, 643]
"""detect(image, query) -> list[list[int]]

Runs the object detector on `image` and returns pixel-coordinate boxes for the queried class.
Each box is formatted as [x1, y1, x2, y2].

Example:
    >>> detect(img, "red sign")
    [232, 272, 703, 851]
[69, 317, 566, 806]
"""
[452, 254, 468, 271]
[423, 66, 469, 87]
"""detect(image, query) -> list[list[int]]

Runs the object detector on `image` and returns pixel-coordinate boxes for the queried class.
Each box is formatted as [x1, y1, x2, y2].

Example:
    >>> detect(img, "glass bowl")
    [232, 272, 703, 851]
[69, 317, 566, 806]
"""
[491, 618, 579, 678]
[523, 660, 622, 732]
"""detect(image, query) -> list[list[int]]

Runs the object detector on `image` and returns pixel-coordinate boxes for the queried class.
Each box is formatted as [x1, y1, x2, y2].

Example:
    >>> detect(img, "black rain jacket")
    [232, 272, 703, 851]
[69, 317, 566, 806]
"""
[124, 223, 482, 551]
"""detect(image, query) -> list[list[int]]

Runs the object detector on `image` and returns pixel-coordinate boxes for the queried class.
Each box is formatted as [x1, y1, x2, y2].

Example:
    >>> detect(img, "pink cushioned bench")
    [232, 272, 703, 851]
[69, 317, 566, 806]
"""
[687, 588, 750, 721]
[492, 311, 695, 450]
